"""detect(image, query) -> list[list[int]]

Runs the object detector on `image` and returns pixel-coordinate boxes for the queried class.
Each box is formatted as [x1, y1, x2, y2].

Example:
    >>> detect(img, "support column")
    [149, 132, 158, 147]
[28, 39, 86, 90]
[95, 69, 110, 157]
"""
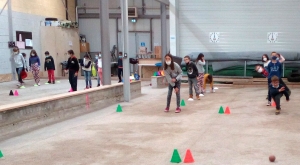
[8, 0, 15, 80]
[120, 0, 131, 102]
[169, 0, 179, 56]
[100, 0, 111, 85]
[160, 3, 167, 62]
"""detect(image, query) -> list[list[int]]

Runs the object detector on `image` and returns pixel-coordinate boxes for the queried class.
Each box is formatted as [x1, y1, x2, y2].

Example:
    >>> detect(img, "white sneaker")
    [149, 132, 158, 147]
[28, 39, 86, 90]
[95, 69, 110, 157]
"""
[199, 94, 204, 97]
[266, 101, 271, 106]
[188, 98, 194, 101]
[212, 90, 216, 93]
[38, 83, 41, 86]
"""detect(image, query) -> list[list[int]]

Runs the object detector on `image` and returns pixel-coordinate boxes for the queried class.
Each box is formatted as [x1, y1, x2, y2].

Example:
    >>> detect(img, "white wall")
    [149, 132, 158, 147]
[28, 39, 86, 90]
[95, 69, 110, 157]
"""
[77, 0, 169, 54]
[0, 6, 10, 74]
[178, 0, 300, 56]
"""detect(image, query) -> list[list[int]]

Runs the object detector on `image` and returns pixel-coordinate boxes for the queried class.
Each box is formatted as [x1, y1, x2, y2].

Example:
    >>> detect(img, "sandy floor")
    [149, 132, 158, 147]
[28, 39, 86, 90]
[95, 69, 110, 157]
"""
[0, 83, 299, 165]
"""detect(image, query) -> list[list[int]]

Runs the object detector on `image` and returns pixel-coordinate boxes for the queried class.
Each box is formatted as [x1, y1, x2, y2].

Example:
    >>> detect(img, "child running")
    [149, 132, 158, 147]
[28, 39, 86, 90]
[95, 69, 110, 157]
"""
[184, 55, 200, 100]
[269, 75, 291, 115]
[164, 54, 183, 113]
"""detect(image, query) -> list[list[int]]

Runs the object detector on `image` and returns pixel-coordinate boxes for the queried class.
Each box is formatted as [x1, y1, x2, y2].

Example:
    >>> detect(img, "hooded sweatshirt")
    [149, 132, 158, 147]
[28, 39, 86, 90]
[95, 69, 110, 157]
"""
[164, 62, 182, 87]
[186, 61, 198, 78]
[267, 60, 282, 79]
[196, 60, 205, 73]
[12, 53, 25, 68]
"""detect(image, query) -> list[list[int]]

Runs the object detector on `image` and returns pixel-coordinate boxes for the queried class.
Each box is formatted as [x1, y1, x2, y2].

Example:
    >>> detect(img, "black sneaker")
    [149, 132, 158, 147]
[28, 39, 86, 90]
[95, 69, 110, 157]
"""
[53, 81, 55, 84]
[97, 84, 100, 87]
[47, 81, 51, 83]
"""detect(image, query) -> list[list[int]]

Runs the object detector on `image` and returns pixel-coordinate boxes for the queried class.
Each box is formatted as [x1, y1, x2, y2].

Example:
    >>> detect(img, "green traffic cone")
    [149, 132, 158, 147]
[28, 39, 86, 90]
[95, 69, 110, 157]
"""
[153, 72, 157, 76]
[180, 99, 186, 106]
[219, 106, 224, 114]
[170, 149, 181, 163]
[116, 104, 122, 112]
[0, 150, 3, 158]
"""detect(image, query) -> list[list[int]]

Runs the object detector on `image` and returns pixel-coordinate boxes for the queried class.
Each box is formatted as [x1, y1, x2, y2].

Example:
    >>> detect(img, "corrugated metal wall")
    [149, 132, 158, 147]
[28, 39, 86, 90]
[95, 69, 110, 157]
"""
[179, 0, 300, 56]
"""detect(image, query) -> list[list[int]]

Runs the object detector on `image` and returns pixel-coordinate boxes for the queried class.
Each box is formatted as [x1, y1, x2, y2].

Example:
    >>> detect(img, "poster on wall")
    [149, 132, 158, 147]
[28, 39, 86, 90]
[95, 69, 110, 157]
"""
[16, 31, 33, 49]
[267, 32, 278, 43]
[209, 32, 220, 43]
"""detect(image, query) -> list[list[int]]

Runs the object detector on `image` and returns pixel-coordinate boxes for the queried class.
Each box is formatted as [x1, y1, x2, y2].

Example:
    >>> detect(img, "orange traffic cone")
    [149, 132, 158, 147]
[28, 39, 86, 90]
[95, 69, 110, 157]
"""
[225, 106, 231, 114]
[183, 149, 194, 163]
[271, 99, 276, 107]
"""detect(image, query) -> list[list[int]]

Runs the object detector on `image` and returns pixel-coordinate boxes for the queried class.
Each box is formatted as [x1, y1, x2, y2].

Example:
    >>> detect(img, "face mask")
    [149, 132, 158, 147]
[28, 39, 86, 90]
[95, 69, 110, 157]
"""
[276, 57, 279, 60]
[257, 68, 263, 73]
[99, 54, 102, 58]
[95, 56, 98, 59]
[31, 54, 35, 56]
[14, 52, 18, 55]
[263, 57, 267, 62]
[45, 55, 49, 57]
[271, 56, 277, 60]
[166, 61, 171, 65]
[119, 56, 122, 59]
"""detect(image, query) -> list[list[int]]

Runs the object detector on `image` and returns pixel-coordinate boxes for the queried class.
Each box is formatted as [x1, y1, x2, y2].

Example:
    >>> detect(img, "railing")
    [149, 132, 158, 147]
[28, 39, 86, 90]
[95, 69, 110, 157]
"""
[204, 60, 300, 77]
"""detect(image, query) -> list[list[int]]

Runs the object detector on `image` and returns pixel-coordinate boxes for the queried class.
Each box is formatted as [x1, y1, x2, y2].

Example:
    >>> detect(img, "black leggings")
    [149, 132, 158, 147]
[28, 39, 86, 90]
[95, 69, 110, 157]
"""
[118, 68, 123, 82]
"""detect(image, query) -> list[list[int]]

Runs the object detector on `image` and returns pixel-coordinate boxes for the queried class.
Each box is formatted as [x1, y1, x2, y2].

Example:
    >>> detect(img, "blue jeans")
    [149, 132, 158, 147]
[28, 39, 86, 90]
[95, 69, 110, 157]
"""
[84, 70, 92, 87]
[16, 67, 23, 83]
[96, 70, 100, 85]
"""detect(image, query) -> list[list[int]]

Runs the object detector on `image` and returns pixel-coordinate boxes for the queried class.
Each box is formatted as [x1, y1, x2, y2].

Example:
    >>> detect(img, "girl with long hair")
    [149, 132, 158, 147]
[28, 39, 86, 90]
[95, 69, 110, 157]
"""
[163, 54, 183, 113]
[196, 53, 205, 96]
[29, 49, 41, 86]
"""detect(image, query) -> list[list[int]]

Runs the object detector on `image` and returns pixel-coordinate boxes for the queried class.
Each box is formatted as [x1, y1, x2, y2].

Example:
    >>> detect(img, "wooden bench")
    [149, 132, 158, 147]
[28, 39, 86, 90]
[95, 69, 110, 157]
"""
[151, 76, 166, 88]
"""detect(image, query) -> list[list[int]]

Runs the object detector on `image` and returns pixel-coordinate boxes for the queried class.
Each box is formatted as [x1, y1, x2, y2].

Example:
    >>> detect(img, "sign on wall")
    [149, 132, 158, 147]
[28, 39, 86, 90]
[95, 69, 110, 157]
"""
[267, 32, 278, 43]
[16, 31, 33, 49]
[209, 32, 220, 43]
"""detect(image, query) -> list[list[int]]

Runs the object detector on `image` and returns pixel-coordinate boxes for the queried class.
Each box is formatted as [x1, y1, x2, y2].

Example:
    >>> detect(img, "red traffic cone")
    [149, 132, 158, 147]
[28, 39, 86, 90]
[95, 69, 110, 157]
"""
[14, 90, 19, 96]
[271, 99, 276, 107]
[225, 106, 231, 114]
[183, 149, 194, 163]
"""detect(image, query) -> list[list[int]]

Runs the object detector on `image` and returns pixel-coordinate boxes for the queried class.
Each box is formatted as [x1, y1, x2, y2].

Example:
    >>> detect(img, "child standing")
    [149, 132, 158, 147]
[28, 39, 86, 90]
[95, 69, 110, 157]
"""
[44, 51, 55, 84]
[196, 53, 205, 96]
[29, 50, 41, 86]
[184, 55, 200, 100]
[164, 54, 183, 113]
[269, 76, 291, 115]
[203, 74, 215, 93]
[65, 50, 79, 92]
[97, 53, 103, 86]
[118, 52, 123, 83]
[82, 54, 92, 89]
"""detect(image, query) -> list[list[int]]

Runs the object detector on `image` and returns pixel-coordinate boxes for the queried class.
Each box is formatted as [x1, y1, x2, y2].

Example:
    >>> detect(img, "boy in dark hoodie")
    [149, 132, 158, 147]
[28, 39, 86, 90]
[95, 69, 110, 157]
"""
[266, 55, 290, 106]
[269, 75, 291, 115]
[44, 51, 55, 84]
[184, 55, 200, 100]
